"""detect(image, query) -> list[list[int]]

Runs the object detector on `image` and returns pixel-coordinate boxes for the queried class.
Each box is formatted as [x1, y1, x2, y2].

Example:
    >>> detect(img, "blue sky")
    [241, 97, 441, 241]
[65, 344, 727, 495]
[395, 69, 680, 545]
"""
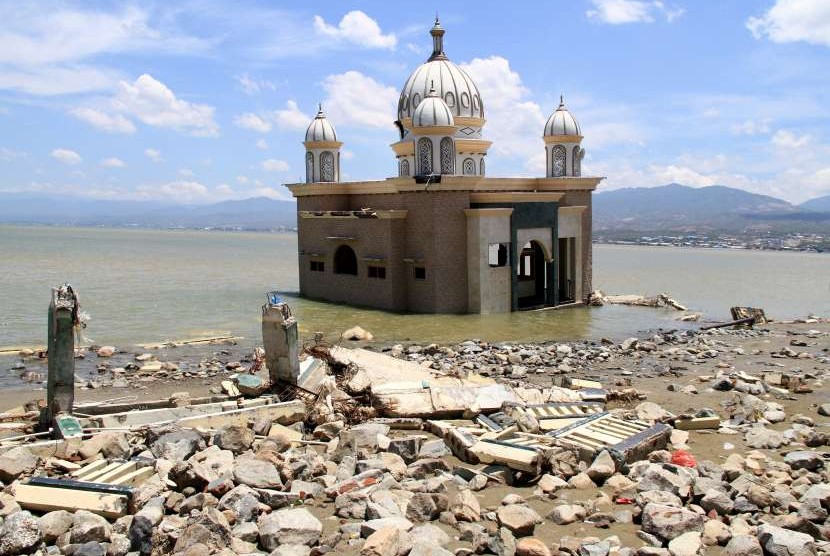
[0, 0, 828, 204]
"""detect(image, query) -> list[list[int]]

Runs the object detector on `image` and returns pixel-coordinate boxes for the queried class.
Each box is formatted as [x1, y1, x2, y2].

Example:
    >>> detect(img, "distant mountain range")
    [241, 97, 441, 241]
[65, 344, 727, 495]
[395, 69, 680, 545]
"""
[1, 185, 828, 234]
[0, 194, 298, 230]
[593, 183, 830, 234]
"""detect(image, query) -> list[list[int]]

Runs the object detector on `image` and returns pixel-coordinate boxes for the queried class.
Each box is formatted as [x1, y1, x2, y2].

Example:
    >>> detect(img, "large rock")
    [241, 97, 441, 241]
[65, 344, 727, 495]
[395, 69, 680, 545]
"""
[745, 427, 786, 449]
[0, 447, 39, 482]
[726, 535, 763, 556]
[783, 451, 823, 471]
[496, 504, 542, 537]
[214, 425, 254, 454]
[342, 326, 374, 341]
[757, 524, 816, 556]
[700, 489, 734, 515]
[451, 489, 481, 522]
[549, 504, 586, 525]
[38, 510, 74, 544]
[150, 429, 204, 461]
[634, 464, 696, 498]
[258, 508, 322, 549]
[233, 458, 283, 489]
[409, 541, 454, 556]
[668, 532, 701, 556]
[361, 526, 412, 556]
[636, 402, 674, 422]
[70, 510, 112, 544]
[0, 511, 41, 555]
[586, 450, 616, 483]
[516, 537, 553, 556]
[641, 504, 706, 541]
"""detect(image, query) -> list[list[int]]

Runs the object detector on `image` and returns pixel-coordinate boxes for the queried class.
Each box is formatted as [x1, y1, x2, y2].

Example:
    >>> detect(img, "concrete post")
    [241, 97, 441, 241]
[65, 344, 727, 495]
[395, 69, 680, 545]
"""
[46, 285, 77, 423]
[261, 294, 300, 385]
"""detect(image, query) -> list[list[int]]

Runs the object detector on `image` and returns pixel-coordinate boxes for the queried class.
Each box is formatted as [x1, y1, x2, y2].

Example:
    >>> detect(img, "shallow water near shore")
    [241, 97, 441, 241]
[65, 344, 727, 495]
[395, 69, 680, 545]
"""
[1, 225, 828, 350]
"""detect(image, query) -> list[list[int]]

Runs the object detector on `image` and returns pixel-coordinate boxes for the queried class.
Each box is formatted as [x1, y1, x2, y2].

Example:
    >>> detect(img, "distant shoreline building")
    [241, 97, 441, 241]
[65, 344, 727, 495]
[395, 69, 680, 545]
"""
[286, 19, 602, 313]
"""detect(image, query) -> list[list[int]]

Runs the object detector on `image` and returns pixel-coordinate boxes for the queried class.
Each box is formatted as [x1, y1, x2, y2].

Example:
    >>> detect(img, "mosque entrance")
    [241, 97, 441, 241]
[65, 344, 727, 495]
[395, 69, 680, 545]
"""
[517, 241, 547, 309]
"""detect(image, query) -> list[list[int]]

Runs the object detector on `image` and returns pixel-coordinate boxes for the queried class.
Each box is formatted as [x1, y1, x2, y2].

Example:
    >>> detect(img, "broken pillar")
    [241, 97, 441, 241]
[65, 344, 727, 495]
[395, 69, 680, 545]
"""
[261, 293, 300, 384]
[45, 284, 77, 425]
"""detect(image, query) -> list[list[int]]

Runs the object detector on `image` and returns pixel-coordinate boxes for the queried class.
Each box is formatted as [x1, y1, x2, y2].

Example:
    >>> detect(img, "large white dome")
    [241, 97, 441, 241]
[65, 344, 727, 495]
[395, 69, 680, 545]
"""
[397, 19, 484, 123]
[305, 105, 337, 142]
[544, 97, 581, 137]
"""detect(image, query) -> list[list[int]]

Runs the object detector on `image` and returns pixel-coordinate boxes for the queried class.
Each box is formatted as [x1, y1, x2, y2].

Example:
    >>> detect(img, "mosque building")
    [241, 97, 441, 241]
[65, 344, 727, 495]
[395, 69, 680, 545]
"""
[286, 18, 602, 313]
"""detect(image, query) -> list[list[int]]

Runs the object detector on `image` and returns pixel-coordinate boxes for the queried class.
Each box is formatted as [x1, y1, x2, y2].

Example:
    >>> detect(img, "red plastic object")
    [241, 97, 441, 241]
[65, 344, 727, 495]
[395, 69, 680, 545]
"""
[671, 450, 697, 468]
[615, 497, 634, 504]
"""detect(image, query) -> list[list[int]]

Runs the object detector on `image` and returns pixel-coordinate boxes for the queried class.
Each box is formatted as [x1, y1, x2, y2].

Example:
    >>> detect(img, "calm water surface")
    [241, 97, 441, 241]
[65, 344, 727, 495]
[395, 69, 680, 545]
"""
[1, 226, 827, 349]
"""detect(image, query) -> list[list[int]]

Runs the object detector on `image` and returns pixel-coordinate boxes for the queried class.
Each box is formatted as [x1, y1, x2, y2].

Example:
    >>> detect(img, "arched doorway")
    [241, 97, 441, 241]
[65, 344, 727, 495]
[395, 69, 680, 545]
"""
[333, 245, 357, 275]
[517, 241, 548, 309]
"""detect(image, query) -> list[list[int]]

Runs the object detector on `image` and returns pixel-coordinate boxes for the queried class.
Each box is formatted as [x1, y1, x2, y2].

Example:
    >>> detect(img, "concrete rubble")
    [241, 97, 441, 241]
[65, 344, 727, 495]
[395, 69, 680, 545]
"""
[0, 303, 828, 556]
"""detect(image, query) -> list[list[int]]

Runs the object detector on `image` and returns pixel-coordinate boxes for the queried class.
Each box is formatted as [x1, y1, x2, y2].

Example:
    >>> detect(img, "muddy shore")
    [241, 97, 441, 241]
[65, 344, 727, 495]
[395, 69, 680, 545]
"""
[0, 319, 827, 556]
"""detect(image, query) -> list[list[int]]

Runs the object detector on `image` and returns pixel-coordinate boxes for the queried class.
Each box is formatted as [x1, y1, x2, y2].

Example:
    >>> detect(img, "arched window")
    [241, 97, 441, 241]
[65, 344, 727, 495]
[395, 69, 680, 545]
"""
[573, 146, 582, 177]
[552, 145, 566, 177]
[480, 158, 485, 176]
[417, 137, 433, 175]
[440, 137, 454, 174]
[400, 159, 410, 176]
[463, 158, 476, 175]
[305, 152, 314, 183]
[320, 151, 334, 182]
[333, 245, 357, 275]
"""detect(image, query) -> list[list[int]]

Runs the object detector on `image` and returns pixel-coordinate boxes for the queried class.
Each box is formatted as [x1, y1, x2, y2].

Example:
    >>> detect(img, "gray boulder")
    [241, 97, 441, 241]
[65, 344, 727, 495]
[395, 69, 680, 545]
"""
[257, 508, 322, 549]
[0, 447, 39, 483]
[726, 535, 763, 556]
[757, 524, 816, 556]
[38, 510, 74, 544]
[641, 503, 706, 541]
[233, 458, 282, 489]
[0, 511, 41, 555]
[214, 424, 254, 454]
[783, 451, 823, 471]
[150, 428, 204, 461]
[70, 510, 112, 544]
[496, 504, 542, 537]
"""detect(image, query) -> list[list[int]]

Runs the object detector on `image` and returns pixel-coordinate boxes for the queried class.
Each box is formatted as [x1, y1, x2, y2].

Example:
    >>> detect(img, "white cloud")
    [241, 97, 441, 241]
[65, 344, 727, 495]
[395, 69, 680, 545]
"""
[0, 147, 26, 161]
[136, 180, 209, 204]
[0, 65, 121, 96]
[0, 5, 208, 96]
[100, 157, 126, 168]
[273, 100, 311, 130]
[234, 112, 272, 133]
[261, 159, 290, 172]
[179, 168, 194, 177]
[70, 107, 136, 134]
[51, 148, 82, 165]
[586, 0, 684, 24]
[313, 11, 396, 49]
[256, 139, 269, 150]
[747, 0, 830, 47]
[236, 175, 250, 184]
[250, 185, 293, 201]
[235, 74, 276, 95]
[460, 56, 546, 165]
[112, 74, 219, 137]
[323, 71, 397, 129]
[732, 119, 771, 135]
[145, 148, 162, 162]
[771, 129, 811, 148]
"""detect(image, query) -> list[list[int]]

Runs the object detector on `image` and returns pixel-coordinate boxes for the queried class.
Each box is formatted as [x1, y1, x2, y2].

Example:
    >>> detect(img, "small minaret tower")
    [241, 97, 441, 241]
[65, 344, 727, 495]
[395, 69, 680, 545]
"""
[303, 104, 342, 183]
[543, 96, 585, 178]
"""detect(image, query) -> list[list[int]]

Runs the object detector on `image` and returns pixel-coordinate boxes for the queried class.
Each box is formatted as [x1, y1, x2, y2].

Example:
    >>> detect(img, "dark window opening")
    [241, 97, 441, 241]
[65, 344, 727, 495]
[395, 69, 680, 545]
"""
[413, 266, 426, 280]
[310, 260, 325, 272]
[334, 245, 358, 275]
[368, 265, 386, 279]
[488, 243, 509, 267]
